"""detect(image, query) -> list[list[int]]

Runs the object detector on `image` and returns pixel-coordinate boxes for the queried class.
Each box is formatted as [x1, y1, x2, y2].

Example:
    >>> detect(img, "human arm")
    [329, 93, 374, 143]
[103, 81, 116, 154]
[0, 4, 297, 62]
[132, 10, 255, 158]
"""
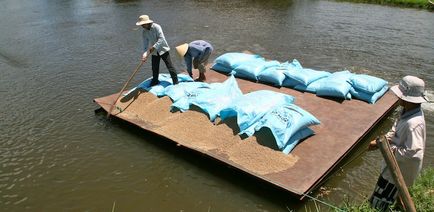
[185, 54, 193, 77]
[151, 24, 166, 53]
[142, 31, 150, 61]
[142, 50, 150, 62]
[368, 121, 397, 151]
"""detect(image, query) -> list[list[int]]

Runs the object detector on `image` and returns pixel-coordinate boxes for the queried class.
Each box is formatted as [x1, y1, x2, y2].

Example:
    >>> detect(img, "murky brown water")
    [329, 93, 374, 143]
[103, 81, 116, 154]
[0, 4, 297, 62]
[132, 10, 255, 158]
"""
[1, 0, 433, 211]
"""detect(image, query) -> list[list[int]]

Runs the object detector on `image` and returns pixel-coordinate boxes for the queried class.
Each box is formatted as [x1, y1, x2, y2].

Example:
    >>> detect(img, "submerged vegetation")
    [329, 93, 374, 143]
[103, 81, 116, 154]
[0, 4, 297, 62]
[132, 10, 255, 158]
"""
[337, 0, 434, 10]
[338, 167, 434, 211]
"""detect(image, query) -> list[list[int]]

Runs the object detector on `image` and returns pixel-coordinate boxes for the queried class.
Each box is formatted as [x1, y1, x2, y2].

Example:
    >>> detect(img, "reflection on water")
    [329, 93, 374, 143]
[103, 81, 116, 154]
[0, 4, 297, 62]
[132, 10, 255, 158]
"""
[0, 0, 433, 211]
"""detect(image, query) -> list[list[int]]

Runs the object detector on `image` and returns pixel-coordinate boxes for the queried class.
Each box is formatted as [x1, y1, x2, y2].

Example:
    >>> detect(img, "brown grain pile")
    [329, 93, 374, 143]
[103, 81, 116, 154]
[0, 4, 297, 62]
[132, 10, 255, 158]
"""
[114, 90, 299, 175]
[227, 138, 299, 175]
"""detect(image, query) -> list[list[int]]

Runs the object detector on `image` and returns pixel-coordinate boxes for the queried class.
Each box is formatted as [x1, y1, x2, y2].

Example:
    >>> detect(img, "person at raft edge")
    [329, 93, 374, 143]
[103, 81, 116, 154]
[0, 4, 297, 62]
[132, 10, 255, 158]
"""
[136, 14, 179, 86]
[367, 75, 428, 211]
[175, 40, 213, 82]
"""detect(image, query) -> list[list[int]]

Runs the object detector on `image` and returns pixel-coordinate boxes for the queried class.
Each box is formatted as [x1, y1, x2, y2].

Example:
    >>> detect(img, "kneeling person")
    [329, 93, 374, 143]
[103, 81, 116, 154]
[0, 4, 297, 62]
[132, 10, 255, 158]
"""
[176, 40, 213, 82]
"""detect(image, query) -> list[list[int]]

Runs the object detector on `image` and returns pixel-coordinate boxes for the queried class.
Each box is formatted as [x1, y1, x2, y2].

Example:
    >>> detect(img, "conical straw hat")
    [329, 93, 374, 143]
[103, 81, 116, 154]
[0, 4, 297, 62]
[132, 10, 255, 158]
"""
[175, 43, 189, 57]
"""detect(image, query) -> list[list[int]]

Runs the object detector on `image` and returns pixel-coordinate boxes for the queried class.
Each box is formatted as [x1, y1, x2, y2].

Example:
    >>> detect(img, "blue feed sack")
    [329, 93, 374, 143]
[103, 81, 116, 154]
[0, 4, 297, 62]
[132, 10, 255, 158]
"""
[282, 127, 315, 154]
[214, 52, 261, 69]
[350, 85, 389, 104]
[349, 74, 388, 94]
[125, 74, 193, 97]
[280, 59, 306, 88]
[233, 59, 280, 81]
[164, 82, 210, 102]
[220, 90, 295, 136]
[171, 85, 218, 112]
[171, 81, 235, 112]
[251, 104, 320, 150]
[171, 75, 243, 122]
[316, 71, 353, 99]
[284, 68, 331, 86]
[211, 63, 234, 74]
[282, 77, 302, 88]
[292, 77, 323, 93]
[257, 65, 288, 86]
[281, 59, 303, 70]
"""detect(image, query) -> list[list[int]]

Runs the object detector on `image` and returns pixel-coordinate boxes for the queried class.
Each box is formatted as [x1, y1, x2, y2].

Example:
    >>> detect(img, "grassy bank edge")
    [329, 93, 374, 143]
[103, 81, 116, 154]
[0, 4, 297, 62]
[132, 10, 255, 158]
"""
[337, 167, 434, 211]
[336, 0, 434, 10]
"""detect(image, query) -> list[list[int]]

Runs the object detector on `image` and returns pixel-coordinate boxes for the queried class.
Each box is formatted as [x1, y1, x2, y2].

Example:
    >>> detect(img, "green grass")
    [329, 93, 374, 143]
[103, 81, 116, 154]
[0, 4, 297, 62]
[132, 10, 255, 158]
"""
[337, 0, 434, 10]
[337, 167, 434, 211]
[409, 167, 434, 211]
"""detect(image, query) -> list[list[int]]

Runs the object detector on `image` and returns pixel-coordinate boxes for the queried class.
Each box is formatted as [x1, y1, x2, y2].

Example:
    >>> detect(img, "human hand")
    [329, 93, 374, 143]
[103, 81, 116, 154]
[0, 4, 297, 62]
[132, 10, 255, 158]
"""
[142, 51, 149, 62]
[367, 139, 379, 151]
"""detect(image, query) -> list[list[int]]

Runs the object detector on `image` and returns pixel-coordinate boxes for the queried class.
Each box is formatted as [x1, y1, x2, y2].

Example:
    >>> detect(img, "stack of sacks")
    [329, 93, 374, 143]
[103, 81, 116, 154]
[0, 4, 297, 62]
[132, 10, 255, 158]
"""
[220, 90, 295, 136]
[233, 58, 280, 81]
[170, 75, 243, 122]
[348, 74, 389, 104]
[220, 90, 320, 154]
[125, 74, 193, 97]
[282, 62, 331, 92]
[211, 52, 262, 74]
[315, 71, 354, 99]
[257, 59, 302, 87]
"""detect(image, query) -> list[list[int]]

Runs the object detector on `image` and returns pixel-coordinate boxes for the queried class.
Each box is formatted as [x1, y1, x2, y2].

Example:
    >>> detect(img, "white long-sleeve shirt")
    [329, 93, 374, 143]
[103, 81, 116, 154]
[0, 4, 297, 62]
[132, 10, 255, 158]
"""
[142, 23, 170, 56]
[381, 106, 426, 186]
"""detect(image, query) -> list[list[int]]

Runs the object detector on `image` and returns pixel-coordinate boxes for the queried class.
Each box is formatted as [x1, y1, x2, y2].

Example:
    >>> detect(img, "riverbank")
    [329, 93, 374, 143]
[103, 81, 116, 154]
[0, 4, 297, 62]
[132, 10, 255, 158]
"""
[338, 0, 434, 10]
[339, 167, 434, 211]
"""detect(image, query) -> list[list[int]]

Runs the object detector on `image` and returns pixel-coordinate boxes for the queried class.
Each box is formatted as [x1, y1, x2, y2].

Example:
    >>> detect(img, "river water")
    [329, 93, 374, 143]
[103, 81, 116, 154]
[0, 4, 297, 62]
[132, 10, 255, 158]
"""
[1, 0, 433, 211]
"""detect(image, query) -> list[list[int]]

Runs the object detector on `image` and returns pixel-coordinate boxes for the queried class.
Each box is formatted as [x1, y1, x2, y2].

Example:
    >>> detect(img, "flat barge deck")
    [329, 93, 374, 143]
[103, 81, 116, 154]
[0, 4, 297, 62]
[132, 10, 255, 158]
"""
[94, 68, 398, 197]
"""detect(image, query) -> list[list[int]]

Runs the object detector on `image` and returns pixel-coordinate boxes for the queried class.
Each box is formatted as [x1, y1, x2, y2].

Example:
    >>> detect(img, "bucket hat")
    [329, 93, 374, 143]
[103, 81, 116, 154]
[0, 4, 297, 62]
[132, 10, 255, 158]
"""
[391, 75, 428, 103]
[175, 43, 189, 57]
[136, 15, 153, 26]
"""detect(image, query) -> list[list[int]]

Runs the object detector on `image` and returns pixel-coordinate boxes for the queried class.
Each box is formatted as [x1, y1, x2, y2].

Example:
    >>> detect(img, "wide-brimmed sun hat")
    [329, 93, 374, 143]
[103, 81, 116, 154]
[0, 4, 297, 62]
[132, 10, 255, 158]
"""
[136, 15, 153, 26]
[175, 43, 189, 57]
[391, 75, 428, 103]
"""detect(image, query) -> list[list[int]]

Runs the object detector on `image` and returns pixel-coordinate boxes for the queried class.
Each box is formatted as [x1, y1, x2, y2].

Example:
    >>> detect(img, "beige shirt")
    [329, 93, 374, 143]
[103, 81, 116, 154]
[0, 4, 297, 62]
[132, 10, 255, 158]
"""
[142, 23, 170, 56]
[381, 106, 426, 186]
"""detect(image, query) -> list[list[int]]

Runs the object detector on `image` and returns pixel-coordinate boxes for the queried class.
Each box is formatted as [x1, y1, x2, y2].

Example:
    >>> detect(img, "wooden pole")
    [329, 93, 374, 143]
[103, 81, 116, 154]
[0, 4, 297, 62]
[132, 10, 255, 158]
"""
[106, 60, 145, 118]
[376, 136, 416, 212]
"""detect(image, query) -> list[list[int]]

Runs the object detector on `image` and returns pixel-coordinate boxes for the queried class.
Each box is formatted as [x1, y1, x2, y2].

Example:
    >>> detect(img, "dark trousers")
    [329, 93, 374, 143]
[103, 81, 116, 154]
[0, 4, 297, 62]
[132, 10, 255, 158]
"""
[151, 51, 178, 84]
[369, 175, 398, 211]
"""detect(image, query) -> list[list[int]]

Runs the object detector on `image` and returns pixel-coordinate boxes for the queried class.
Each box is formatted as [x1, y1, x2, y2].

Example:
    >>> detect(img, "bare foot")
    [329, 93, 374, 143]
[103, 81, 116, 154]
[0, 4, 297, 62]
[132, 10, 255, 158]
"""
[195, 73, 206, 82]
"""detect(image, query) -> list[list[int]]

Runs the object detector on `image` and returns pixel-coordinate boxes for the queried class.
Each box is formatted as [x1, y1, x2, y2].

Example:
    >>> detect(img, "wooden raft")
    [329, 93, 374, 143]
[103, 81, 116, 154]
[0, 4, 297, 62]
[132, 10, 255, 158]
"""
[94, 69, 398, 197]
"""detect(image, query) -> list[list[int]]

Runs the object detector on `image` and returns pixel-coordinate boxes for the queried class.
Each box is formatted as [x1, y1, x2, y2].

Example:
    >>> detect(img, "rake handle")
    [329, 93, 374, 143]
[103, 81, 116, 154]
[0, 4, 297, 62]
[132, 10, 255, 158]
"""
[106, 60, 145, 118]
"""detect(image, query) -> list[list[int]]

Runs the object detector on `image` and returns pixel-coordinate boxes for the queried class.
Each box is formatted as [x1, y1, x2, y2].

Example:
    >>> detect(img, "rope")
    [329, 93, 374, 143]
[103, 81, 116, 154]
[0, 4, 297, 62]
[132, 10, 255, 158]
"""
[296, 146, 374, 211]
[302, 192, 345, 211]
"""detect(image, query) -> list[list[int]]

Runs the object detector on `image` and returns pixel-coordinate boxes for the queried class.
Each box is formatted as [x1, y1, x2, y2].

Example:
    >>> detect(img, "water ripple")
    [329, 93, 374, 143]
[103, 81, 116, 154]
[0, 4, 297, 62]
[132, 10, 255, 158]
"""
[0, 0, 433, 211]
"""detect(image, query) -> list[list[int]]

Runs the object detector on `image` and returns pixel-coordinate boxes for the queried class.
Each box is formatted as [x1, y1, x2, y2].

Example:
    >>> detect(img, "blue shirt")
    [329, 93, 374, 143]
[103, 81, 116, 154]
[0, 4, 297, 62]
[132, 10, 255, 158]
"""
[184, 40, 213, 74]
[142, 23, 170, 56]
